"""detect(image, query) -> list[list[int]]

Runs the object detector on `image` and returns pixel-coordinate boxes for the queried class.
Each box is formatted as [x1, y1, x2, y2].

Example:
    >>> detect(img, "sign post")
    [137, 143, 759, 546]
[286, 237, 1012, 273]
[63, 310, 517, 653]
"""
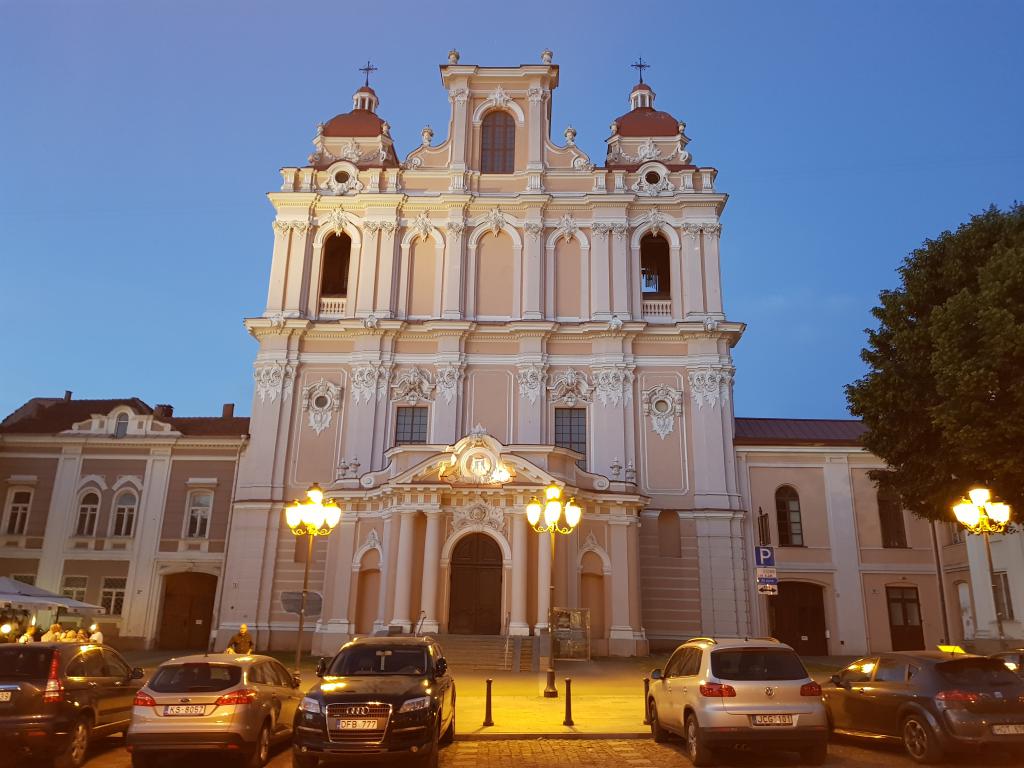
[754, 546, 778, 596]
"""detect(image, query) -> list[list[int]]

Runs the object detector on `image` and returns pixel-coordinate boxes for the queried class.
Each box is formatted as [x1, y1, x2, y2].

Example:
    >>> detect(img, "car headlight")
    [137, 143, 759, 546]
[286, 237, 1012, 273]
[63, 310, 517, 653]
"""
[398, 696, 431, 713]
[300, 697, 322, 714]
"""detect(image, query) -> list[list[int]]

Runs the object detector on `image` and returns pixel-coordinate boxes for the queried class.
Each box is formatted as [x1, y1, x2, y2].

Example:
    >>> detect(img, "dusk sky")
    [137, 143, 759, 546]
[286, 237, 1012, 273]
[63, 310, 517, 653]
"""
[2, 1, 1021, 421]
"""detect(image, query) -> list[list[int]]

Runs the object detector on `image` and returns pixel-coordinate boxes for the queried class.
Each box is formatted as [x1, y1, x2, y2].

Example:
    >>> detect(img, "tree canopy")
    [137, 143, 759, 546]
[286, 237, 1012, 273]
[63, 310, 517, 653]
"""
[846, 204, 1024, 522]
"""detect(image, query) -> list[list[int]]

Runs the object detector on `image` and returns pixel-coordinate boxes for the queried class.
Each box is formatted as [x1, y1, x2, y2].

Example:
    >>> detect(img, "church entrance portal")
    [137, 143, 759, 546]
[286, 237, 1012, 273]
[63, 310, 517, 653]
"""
[448, 533, 502, 635]
[157, 572, 218, 650]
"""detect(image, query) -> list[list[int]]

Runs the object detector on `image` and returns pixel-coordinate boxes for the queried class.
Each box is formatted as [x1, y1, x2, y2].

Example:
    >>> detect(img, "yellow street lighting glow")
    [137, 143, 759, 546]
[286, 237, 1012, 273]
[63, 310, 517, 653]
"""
[307, 483, 324, 505]
[953, 501, 981, 529]
[968, 487, 991, 506]
[988, 502, 1011, 526]
[526, 498, 542, 526]
[0, 624, 10, 635]
[564, 498, 582, 529]
[544, 500, 562, 527]
[545, 484, 561, 501]
[285, 501, 303, 529]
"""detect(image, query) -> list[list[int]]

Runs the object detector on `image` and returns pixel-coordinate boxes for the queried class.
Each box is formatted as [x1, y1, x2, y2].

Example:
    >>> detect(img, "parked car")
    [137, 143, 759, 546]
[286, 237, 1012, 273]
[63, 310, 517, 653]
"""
[647, 637, 828, 766]
[292, 636, 455, 768]
[824, 652, 1024, 763]
[126, 653, 303, 768]
[0, 642, 144, 768]
[992, 649, 1024, 679]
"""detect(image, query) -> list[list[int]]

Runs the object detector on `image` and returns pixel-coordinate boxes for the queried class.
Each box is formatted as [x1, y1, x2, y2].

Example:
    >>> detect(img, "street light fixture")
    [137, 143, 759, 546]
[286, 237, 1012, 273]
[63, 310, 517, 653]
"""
[284, 483, 342, 673]
[952, 486, 1013, 642]
[525, 483, 581, 697]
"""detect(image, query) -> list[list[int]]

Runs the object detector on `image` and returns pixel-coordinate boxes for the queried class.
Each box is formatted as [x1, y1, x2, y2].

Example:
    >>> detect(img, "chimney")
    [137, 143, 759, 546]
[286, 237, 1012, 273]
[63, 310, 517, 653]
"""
[222, 403, 235, 418]
[63, 390, 72, 401]
[154, 404, 174, 418]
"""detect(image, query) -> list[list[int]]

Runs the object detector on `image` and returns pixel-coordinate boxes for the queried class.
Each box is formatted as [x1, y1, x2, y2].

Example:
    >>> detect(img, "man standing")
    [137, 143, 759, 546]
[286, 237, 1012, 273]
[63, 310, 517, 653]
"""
[226, 623, 254, 654]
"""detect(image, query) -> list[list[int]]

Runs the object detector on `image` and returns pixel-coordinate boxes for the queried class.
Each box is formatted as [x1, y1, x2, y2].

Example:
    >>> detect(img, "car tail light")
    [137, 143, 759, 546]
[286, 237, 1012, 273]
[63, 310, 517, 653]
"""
[42, 651, 63, 704]
[801, 682, 822, 696]
[215, 688, 258, 706]
[935, 690, 980, 709]
[133, 691, 157, 707]
[699, 682, 737, 697]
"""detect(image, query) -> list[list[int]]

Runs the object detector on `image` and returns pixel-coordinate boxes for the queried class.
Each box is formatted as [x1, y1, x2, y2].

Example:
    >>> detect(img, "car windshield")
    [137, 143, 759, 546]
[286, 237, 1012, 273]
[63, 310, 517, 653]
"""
[329, 646, 428, 676]
[710, 648, 808, 681]
[0, 647, 53, 680]
[937, 658, 1020, 687]
[149, 663, 242, 692]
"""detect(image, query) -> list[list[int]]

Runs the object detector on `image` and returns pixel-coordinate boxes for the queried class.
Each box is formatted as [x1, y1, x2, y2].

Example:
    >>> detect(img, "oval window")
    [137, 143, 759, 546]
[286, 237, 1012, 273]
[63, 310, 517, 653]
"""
[645, 170, 661, 185]
[334, 170, 350, 184]
[313, 395, 329, 409]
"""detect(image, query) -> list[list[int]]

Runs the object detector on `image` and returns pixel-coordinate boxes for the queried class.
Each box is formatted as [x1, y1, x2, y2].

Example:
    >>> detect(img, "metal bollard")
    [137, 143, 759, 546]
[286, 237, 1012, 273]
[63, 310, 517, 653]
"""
[483, 678, 494, 727]
[642, 677, 651, 724]
[543, 667, 558, 698]
[563, 677, 574, 726]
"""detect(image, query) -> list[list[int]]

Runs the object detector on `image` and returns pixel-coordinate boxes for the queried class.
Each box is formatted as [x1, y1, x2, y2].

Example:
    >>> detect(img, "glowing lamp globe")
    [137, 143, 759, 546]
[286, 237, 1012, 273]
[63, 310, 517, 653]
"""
[988, 502, 1011, 526]
[544, 500, 562, 527]
[307, 483, 325, 505]
[953, 501, 981, 530]
[968, 487, 991, 507]
[526, 498, 543, 526]
[323, 499, 342, 529]
[545, 484, 562, 501]
[285, 501, 304, 530]
[564, 498, 582, 529]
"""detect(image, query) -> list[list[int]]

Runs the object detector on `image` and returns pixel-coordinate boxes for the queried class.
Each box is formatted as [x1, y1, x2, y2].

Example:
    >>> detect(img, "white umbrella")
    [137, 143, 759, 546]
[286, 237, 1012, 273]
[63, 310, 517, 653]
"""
[0, 576, 103, 614]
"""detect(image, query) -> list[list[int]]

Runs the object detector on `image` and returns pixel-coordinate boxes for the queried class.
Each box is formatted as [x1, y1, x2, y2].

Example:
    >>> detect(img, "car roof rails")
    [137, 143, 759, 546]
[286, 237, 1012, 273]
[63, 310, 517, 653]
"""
[686, 637, 718, 645]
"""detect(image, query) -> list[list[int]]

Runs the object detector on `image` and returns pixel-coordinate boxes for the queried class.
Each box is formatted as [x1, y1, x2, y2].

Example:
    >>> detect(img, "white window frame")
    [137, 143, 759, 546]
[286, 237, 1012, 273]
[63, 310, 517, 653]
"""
[62, 575, 88, 603]
[113, 412, 130, 438]
[75, 490, 101, 537]
[994, 571, 1015, 622]
[183, 489, 214, 540]
[109, 489, 139, 538]
[3, 487, 33, 536]
[100, 577, 127, 616]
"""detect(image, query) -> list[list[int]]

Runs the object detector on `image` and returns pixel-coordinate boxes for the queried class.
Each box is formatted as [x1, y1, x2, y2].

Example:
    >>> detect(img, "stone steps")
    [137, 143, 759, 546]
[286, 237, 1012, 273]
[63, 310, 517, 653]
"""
[432, 634, 533, 671]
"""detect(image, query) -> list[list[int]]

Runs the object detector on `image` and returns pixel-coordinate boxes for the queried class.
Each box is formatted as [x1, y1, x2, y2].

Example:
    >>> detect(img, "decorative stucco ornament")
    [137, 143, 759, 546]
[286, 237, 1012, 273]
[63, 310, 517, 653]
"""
[642, 385, 683, 439]
[687, 367, 733, 410]
[624, 461, 636, 483]
[363, 314, 379, 329]
[548, 368, 593, 406]
[564, 126, 577, 146]
[448, 87, 468, 104]
[703, 317, 720, 333]
[641, 208, 669, 236]
[541, 49, 553, 64]
[446, 221, 466, 236]
[632, 174, 676, 196]
[302, 378, 342, 435]
[421, 125, 434, 146]
[323, 208, 351, 233]
[253, 362, 296, 404]
[524, 222, 543, 240]
[435, 364, 463, 405]
[516, 364, 547, 404]
[592, 367, 634, 407]
[409, 211, 433, 242]
[482, 207, 506, 236]
[702, 222, 722, 236]
[273, 220, 310, 234]
[610, 457, 623, 479]
[527, 86, 546, 104]
[608, 315, 624, 331]
[391, 367, 436, 403]
[488, 85, 512, 110]
[636, 138, 661, 162]
[448, 49, 460, 64]
[681, 222, 703, 239]
[350, 363, 389, 404]
[453, 504, 505, 533]
[555, 213, 580, 243]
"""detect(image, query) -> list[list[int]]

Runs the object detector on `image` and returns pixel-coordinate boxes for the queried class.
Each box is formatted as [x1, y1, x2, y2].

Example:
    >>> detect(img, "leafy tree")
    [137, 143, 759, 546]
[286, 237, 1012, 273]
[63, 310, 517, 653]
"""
[846, 204, 1024, 521]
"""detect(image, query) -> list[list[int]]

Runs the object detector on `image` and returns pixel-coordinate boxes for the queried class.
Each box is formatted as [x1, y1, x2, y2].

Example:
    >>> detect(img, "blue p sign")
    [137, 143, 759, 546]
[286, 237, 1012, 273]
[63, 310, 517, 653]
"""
[755, 546, 775, 567]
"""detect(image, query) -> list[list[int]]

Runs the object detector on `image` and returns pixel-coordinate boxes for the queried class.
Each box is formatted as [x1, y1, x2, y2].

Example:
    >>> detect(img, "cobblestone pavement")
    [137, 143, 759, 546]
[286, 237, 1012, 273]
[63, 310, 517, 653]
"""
[30, 734, 1021, 768]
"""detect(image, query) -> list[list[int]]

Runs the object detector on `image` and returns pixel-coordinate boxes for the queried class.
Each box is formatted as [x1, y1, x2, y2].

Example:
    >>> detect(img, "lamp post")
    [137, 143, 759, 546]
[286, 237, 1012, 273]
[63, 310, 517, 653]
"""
[526, 484, 582, 697]
[952, 487, 1012, 643]
[284, 483, 342, 673]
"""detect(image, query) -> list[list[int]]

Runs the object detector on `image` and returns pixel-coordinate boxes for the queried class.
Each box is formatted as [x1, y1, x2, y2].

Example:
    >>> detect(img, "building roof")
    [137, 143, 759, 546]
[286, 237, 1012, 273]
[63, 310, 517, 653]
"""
[612, 106, 682, 137]
[322, 109, 389, 138]
[733, 417, 866, 447]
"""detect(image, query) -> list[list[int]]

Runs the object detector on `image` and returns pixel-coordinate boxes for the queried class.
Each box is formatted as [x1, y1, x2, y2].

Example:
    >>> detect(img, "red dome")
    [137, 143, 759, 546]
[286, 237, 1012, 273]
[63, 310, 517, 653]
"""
[322, 109, 388, 138]
[613, 107, 681, 137]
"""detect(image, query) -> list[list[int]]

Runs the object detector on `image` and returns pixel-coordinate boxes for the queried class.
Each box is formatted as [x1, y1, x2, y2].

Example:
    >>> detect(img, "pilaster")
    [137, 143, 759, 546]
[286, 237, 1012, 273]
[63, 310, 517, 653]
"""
[509, 511, 529, 635]
[390, 508, 418, 630]
[419, 510, 443, 634]
[822, 455, 869, 654]
[36, 445, 83, 591]
[315, 517, 358, 651]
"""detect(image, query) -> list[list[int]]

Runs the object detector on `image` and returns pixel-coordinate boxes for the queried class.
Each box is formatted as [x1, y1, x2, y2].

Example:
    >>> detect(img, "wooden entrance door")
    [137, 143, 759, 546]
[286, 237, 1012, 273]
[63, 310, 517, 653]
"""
[887, 586, 925, 650]
[448, 533, 502, 635]
[157, 572, 218, 650]
[770, 581, 828, 656]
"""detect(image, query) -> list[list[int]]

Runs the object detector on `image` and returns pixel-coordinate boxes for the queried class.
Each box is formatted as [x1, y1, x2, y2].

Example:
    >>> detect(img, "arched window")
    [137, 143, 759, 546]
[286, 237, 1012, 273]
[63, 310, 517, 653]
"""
[114, 413, 129, 438]
[320, 232, 351, 298]
[775, 486, 804, 547]
[878, 488, 907, 548]
[112, 491, 137, 537]
[186, 491, 213, 539]
[76, 492, 99, 537]
[480, 111, 515, 173]
[640, 233, 670, 298]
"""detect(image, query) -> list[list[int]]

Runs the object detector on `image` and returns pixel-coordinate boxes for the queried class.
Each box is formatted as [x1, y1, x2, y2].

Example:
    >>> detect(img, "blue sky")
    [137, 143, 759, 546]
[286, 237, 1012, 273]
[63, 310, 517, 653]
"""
[1, 1, 1021, 420]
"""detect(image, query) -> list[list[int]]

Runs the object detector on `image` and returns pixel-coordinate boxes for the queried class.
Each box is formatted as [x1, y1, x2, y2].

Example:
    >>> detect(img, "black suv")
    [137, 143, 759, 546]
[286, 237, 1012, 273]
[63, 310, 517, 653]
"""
[293, 637, 455, 768]
[0, 642, 145, 768]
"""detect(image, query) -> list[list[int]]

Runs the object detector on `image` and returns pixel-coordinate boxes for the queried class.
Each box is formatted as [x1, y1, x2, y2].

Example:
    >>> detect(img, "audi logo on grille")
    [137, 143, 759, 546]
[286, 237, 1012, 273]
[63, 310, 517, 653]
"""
[342, 706, 372, 716]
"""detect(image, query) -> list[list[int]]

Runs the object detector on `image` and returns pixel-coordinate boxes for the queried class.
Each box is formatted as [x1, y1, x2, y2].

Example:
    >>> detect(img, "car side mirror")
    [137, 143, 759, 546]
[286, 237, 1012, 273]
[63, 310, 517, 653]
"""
[651, 668, 663, 681]
[315, 657, 327, 678]
[435, 658, 448, 677]
[131, 667, 145, 680]
[292, 673, 302, 689]
[830, 674, 847, 688]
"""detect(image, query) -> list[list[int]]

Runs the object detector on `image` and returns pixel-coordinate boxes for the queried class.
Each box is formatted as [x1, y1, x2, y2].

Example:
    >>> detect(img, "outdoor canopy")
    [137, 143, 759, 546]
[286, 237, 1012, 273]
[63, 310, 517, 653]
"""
[0, 576, 104, 613]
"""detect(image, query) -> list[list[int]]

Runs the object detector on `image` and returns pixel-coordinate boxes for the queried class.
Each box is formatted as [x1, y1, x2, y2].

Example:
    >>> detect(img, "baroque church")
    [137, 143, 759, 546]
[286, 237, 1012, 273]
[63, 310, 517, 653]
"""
[3, 53, 1004, 658]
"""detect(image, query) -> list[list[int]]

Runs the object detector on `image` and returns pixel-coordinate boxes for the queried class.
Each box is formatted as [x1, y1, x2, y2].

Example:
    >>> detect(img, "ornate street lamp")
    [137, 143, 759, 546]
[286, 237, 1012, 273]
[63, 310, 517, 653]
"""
[525, 484, 582, 697]
[952, 487, 1013, 642]
[284, 483, 342, 672]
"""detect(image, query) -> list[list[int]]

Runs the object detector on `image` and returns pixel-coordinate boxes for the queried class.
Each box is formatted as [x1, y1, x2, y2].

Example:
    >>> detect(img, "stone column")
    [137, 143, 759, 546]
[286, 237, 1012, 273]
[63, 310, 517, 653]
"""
[823, 456, 869, 655]
[266, 222, 290, 312]
[390, 509, 417, 631]
[590, 230, 612, 319]
[374, 223, 397, 318]
[608, 517, 635, 654]
[35, 446, 84, 591]
[509, 512, 529, 635]
[702, 223, 724, 316]
[316, 517, 358, 651]
[355, 227, 379, 317]
[681, 224, 705, 317]
[535, 529, 552, 632]
[610, 227, 630, 317]
[419, 511, 443, 634]
[522, 222, 544, 319]
[441, 222, 465, 319]
[374, 511, 396, 632]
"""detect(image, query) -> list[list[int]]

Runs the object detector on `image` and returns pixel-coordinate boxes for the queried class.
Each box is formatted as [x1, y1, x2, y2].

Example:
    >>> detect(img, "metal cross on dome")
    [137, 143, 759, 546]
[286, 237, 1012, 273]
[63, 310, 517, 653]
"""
[359, 59, 378, 87]
[631, 56, 650, 84]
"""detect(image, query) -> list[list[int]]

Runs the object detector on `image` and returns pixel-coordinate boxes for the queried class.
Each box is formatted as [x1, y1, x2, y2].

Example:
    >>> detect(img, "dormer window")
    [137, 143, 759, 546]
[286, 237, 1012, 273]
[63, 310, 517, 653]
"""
[114, 413, 129, 438]
[481, 111, 515, 173]
[321, 233, 352, 297]
[640, 233, 670, 297]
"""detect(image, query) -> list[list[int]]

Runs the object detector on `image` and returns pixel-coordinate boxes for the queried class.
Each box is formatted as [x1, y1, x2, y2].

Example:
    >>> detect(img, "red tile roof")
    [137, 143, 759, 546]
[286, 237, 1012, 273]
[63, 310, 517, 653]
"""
[322, 109, 388, 138]
[612, 107, 681, 137]
[167, 416, 250, 437]
[734, 417, 866, 446]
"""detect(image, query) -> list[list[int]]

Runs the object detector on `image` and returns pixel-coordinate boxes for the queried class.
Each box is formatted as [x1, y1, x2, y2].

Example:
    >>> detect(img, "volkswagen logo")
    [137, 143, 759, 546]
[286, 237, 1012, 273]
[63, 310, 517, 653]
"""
[344, 706, 371, 716]
[764, 687, 775, 697]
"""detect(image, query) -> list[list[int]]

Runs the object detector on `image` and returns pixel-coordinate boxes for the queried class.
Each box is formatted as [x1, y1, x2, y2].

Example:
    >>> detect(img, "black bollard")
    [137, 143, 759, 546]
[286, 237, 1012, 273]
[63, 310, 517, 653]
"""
[483, 678, 494, 727]
[563, 677, 574, 726]
[543, 667, 558, 698]
[642, 677, 651, 724]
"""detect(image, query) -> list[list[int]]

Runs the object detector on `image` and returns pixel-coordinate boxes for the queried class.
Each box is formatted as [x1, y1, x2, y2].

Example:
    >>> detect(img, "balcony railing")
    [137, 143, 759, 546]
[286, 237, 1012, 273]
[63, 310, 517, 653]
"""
[319, 296, 347, 318]
[642, 299, 673, 320]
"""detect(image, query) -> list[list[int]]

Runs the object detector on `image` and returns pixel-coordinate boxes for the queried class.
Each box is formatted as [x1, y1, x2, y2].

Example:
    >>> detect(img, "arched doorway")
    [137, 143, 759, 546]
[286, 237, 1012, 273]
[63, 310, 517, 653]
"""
[157, 572, 218, 650]
[448, 533, 502, 635]
[769, 581, 828, 656]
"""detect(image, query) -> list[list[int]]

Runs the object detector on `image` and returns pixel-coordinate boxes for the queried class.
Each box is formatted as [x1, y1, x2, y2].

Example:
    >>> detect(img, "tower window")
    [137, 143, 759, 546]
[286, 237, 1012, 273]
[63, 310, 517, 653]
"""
[554, 407, 587, 469]
[481, 111, 515, 174]
[395, 406, 428, 445]
[640, 233, 670, 297]
[114, 413, 129, 438]
[321, 233, 351, 297]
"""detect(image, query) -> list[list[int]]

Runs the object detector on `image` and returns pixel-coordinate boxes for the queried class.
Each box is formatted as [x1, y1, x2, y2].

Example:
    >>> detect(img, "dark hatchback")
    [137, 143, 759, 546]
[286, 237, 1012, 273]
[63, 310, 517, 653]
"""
[824, 652, 1024, 763]
[0, 643, 145, 768]
[292, 637, 455, 768]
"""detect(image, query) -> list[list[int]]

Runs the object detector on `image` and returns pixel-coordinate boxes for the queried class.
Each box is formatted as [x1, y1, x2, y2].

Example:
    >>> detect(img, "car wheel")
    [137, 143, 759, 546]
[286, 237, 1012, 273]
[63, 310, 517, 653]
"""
[902, 715, 942, 764]
[799, 742, 828, 766]
[291, 751, 318, 768]
[685, 714, 714, 766]
[54, 716, 90, 768]
[440, 702, 455, 745]
[649, 700, 669, 743]
[244, 722, 271, 768]
[417, 716, 441, 768]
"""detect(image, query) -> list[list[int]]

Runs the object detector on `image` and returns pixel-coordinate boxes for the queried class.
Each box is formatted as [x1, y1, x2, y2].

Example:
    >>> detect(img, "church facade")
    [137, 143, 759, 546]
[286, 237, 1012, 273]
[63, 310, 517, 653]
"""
[2, 53, 1016, 657]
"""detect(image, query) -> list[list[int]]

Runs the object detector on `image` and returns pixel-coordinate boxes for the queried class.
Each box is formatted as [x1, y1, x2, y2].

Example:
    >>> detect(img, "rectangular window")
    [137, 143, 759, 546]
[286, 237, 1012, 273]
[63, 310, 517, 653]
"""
[554, 408, 587, 468]
[395, 406, 428, 445]
[757, 508, 771, 546]
[11, 574, 35, 586]
[879, 499, 908, 548]
[994, 572, 1015, 622]
[5, 490, 31, 535]
[62, 575, 88, 603]
[100, 577, 127, 616]
[186, 492, 213, 539]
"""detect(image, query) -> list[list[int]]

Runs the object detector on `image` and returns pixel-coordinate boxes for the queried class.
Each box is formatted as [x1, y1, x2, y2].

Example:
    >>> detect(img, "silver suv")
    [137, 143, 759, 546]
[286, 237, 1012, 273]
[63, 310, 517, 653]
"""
[648, 637, 828, 766]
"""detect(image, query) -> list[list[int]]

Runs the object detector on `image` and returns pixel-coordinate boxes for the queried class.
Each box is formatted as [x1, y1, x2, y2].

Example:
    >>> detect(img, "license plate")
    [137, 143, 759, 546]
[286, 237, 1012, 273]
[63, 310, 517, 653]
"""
[0, 692, 11, 702]
[752, 714, 794, 726]
[335, 718, 382, 730]
[992, 724, 1024, 735]
[163, 705, 206, 716]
